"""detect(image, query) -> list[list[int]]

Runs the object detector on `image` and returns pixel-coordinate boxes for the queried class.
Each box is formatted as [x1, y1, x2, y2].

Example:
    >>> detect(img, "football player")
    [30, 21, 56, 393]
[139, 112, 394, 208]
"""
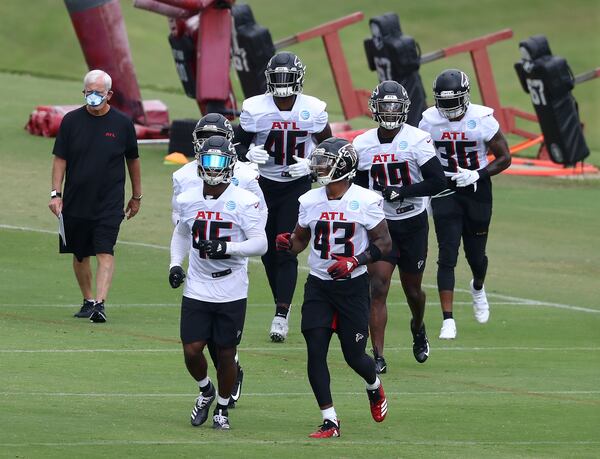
[169, 136, 267, 430]
[353, 81, 446, 373]
[419, 69, 511, 339]
[171, 113, 267, 408]
[235, 51, 332, 342]
[276, 138, 392, 438]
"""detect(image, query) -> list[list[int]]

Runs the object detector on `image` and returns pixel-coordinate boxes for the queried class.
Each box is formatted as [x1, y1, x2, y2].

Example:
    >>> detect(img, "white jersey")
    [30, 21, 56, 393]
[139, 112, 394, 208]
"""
[419, 103, 499, 176]
[354, 124, 436, 220]
[240, 93, 328, 182]
[298, 184, 385, 281]
[175, 184, 263, 302]
[172, 160, 266, 225]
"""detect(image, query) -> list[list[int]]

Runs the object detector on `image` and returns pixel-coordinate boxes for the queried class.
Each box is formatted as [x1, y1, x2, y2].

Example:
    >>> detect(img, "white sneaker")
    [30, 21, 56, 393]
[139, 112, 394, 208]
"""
[269, 315, 289, 342]
[439, 318, 457, 339]
[470, 280, 490, 323]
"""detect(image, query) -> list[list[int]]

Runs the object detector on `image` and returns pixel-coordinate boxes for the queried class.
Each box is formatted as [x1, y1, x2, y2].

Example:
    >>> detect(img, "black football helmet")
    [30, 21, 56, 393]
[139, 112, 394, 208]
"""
[196, 136, 237, 186]
[433, 69, 470, 119]
[368, 80, 410, 130]
[311, 137, 358, 186]
[264, 52, 305, 97]
[192, 113, 234, 156]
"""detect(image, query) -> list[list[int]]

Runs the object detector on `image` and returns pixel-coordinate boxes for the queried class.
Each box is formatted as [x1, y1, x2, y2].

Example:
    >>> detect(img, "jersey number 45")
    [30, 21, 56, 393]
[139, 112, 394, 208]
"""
[264, 129, 309, 165]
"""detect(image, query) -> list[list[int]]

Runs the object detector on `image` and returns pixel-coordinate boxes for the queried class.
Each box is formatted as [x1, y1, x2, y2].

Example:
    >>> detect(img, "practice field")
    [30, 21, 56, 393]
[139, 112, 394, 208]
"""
[1, 0, 599, 457]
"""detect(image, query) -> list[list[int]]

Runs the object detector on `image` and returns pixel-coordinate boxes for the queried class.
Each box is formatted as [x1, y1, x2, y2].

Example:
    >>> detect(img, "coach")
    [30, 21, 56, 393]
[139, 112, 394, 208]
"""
[48, 69, 142, 323]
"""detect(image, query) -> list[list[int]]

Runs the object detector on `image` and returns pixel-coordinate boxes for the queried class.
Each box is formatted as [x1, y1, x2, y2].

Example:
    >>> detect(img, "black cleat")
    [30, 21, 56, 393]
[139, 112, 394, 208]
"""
[191, 385, 215, 426]
[411, 319, 430, 363]
[74, 300, 95, 318]
[212, 408, 230, 430]
[372, 348, 387, 374]
[228, 363, 244, 408]
[89, 302, 107, 323]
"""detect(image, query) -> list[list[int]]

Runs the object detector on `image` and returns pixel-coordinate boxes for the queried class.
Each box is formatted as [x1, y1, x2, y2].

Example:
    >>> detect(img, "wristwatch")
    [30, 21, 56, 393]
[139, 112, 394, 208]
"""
[50, 190, 62, 198]
[132, 194, 143, 201]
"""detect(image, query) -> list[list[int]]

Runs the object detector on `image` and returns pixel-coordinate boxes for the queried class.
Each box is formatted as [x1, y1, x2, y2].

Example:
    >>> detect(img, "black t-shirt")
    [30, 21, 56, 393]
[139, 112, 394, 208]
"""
[52, 106, 139, 220]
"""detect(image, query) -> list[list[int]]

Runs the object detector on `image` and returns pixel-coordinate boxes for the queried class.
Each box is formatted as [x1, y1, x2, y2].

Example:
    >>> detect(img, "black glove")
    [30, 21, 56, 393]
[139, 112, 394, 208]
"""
[198, 239, 228, 259]
[381, 185, 404, 203]
[169, 266, 186, 289]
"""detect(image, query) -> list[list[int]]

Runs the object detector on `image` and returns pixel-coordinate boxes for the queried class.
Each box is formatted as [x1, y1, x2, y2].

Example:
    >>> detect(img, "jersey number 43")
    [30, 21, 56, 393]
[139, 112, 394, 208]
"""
[313, 221, 355, 259]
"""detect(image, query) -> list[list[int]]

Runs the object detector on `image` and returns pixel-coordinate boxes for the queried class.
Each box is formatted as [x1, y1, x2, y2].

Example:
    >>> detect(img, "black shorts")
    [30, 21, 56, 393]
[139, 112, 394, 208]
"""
[382, 211, 429, 273]
[301, 273, 370, 340]
[259, 175, 311, 236]
[59, 215, 122, 262]
[432, 177, 493, 236]
[180, 296, 247, 348]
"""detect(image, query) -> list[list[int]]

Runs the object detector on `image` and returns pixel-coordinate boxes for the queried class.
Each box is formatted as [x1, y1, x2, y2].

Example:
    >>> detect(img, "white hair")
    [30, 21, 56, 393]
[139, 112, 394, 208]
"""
[83, 70, 112, 91]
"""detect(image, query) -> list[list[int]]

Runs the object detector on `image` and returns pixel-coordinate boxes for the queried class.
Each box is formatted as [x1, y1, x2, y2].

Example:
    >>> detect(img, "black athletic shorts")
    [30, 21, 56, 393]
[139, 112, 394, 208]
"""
[259, 175, 311, 235]
[431, 177, 493, 236]
[382, 210, 429, 273]
[180, 296, 247, 348]
[59, 215, 122, 262]
[301, 273, 370, 340]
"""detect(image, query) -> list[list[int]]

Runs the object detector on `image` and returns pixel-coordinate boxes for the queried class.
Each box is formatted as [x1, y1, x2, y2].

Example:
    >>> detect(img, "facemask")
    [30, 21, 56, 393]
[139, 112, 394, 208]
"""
[85, 91, 106, 107]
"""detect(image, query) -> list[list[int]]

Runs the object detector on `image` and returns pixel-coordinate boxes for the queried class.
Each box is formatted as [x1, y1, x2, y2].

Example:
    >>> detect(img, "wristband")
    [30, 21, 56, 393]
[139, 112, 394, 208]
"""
[132, 194, 143, 201]
[50, 190, 62, 198]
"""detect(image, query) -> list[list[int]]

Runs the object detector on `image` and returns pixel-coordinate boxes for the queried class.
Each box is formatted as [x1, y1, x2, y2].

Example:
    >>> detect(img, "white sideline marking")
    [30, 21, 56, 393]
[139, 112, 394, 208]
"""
[0, 439, 597, 448]
[1, 390, 599, 398]
[2, 223, 599, 314]
[1, 347, 599, 353]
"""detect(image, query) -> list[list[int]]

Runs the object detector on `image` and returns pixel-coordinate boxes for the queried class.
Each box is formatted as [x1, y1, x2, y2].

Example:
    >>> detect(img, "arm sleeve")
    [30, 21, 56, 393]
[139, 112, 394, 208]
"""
[169, 222, 189, 268]
[354, 170, 370, 189]
[234, 124, 256, 160]
[124, 120, 139, 159]
[400, 156, 446, 198]
[171, 176, 181, 226]
[226, 225, 268, 257]
[226, 201, 268, 256]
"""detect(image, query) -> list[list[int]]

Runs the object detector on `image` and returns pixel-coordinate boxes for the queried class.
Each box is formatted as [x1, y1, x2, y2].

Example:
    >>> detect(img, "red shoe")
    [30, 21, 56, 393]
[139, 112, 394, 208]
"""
[308, 419, 340, 438]
[367, 384, 388, 422]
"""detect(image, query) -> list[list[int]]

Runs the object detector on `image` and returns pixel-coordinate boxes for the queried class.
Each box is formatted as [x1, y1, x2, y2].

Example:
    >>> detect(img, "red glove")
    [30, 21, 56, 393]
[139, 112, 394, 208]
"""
[327, 254, 359, 280]
[276, 232, 292, 251]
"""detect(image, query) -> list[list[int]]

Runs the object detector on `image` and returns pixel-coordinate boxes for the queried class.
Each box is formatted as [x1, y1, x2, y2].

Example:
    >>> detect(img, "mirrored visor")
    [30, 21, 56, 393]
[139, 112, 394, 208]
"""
[199, 154, 230, 169]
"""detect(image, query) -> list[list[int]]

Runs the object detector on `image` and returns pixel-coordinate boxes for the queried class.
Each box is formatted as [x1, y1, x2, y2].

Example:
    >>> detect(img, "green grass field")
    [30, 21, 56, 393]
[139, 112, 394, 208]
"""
[1, 1, 600, 458]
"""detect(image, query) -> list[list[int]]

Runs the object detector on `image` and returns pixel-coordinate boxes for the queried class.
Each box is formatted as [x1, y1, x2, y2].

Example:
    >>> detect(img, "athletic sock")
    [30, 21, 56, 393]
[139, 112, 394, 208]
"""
[443, 311, 453, 320]
[275, 305, 289, 319]
[216, 395, 229, 415]
[366, 376, 381, 391]
[198, 377, 212, 394]
[473, 281, 484, 290]
[85, 298, 95, 304]
[321, 406, 337, 423]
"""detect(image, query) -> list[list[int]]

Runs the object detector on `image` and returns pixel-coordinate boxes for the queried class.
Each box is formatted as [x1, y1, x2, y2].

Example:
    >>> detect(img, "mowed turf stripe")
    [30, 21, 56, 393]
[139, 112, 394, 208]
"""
[1, 440, 598, 447]
[1, 390, 599, 397]
[1, 346, 599, 353]
[0, 301, 531, 307]
[2, 224, 598, 314]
